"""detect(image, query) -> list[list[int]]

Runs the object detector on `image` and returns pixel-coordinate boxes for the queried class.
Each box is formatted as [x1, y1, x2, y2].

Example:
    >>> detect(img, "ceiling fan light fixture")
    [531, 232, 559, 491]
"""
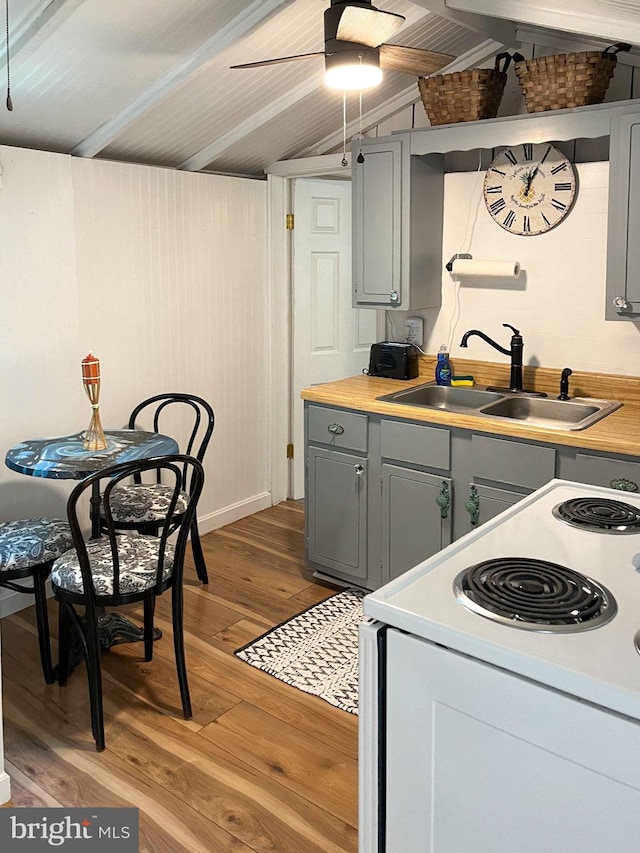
[324, 49, 382, 90]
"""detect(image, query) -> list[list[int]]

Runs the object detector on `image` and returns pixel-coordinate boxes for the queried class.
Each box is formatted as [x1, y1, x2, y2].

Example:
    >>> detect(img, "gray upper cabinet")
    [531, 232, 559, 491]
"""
[352, 99, 640, 320]
[606, 108, 640, 320]
[352, 134, 444, 310]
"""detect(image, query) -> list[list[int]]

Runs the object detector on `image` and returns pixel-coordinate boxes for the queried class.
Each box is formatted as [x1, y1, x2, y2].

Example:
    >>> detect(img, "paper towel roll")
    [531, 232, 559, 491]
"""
[450, 259, 521, 278]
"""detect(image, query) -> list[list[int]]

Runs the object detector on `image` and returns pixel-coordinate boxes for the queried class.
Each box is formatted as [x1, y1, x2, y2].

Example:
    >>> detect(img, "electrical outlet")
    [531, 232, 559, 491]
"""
[404, 317, 424, 348]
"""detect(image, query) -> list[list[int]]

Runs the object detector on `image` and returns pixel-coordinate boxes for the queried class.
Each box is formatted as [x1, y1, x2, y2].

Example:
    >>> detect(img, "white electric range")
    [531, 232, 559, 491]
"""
[358, 479, 640, 853]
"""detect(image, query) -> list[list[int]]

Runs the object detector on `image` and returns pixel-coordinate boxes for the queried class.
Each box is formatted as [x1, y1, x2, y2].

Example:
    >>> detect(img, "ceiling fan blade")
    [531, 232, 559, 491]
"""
[379, 44, 454, 76]
[336, 6, 405, 48]
[231, 52, 325, 70]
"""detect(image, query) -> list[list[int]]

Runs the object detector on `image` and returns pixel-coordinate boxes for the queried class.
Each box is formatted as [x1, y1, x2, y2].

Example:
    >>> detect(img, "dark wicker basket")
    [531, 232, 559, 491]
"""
[514, 43, 630, 113]
[418, 52, 512, 126]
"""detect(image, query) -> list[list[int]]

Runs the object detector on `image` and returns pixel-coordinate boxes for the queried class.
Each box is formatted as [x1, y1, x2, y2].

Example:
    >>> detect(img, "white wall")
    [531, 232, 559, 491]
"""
[370, 48, 640, 376]
[0, 145, 270, 554]
[424, 162, 640, 375]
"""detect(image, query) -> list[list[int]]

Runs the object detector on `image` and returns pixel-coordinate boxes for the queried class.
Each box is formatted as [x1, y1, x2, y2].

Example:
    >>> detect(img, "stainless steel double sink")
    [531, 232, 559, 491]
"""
[376, 383, 622, 431]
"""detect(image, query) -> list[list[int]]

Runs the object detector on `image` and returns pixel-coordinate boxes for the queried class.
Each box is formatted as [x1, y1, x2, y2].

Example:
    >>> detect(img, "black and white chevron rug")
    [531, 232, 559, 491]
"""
[235, 588, 365, 715]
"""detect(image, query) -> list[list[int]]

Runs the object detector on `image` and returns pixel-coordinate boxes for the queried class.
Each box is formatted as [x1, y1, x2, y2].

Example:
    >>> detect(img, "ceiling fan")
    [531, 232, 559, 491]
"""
[231, 0, 454, 89]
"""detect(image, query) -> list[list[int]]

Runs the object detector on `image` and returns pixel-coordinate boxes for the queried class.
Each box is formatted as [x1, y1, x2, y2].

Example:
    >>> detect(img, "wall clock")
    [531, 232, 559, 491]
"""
[483, 142, 577, 236]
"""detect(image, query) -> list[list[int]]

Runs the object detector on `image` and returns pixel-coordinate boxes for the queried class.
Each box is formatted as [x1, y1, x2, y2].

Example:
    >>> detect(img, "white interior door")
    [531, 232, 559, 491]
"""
[292, 178, 379, 500]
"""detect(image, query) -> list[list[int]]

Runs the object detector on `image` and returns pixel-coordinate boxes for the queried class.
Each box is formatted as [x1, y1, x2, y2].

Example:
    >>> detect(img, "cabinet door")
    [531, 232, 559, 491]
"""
[460, 483, 524, 535]
[382, 464, 452, 582]
[353, 139, 403, 307]
[307, 446, 367, 581]
[606, 110, 640, 320]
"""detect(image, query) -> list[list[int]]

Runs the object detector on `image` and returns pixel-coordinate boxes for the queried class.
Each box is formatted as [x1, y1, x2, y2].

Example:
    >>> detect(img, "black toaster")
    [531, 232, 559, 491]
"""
[368, 342, 419, 379]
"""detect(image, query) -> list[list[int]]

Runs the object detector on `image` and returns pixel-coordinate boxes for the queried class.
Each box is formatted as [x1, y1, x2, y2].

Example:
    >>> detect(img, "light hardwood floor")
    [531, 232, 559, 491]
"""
[1, 501, 359, 852]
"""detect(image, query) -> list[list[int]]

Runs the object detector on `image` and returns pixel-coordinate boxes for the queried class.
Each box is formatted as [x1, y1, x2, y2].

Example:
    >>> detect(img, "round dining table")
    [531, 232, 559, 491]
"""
[5, 428, 179, 655]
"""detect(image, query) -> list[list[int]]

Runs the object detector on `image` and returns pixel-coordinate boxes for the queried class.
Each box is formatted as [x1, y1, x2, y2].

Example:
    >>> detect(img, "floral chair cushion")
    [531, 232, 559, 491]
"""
[0, 518, 73, 572]
[100, 483, 189, 525]
[51, 535, 175, 596]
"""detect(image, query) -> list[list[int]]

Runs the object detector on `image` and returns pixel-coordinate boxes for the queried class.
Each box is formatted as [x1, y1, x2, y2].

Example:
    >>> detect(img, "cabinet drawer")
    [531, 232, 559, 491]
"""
[308, 406, 368, 453]
[381, 420, 450, 471]
[472, 435, 555, 490]
[574, 453, 640, 491]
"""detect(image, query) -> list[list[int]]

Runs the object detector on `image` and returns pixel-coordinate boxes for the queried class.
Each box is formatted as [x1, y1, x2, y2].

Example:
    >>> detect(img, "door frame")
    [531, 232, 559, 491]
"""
[266, 153, 352, 503]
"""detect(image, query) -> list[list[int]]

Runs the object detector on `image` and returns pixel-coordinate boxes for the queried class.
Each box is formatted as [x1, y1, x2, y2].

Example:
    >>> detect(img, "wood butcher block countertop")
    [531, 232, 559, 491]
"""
[301, 357, 640, 458]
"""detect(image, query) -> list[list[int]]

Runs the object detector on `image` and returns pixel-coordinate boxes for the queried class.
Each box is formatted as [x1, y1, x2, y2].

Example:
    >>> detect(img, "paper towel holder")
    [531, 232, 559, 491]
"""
[445, 253, 472, 272]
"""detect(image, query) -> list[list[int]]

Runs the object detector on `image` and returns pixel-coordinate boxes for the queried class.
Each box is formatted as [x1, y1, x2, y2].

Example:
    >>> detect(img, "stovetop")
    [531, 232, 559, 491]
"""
[364, 479, 640, 722]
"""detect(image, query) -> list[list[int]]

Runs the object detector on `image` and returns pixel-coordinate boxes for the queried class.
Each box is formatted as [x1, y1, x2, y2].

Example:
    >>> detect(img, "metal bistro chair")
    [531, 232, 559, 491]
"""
[52, 454, 204, 752]
[101, 393, 214, 585]
[0, 518, 73, 684]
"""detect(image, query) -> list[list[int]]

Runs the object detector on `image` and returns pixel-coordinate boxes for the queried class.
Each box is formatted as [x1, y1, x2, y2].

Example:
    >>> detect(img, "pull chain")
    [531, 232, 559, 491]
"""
[5, 0, 11, 111]
[341, 90, 348, 167]
[356, 88, 364, 163]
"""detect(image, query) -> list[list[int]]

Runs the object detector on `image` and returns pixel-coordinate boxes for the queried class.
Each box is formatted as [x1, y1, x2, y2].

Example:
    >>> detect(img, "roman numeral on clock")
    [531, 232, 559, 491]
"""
[523, 215, 531, 233]
[542, 212, 551, 228]
[490, 167, 506, 177]
[540, 145, 552, 164]
[523, 144, 533, 161]
[485, 185, 503, 194]
[551, 162, 568, 175]
[503, 210, 516, 229]
[490, 198, 506, 215]
[554, 182, 572, 191]
[504, 149, 518, 166]
[551, 198, 567, 211]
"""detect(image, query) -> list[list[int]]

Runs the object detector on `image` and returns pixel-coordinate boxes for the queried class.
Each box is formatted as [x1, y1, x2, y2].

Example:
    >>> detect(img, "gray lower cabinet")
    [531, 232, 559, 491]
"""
[382, 464, 452, 582]
[462, 482, 524, 531]
[305, 403, 640, 589]
[557, 447, 640, 493]
[456, 433, 557, 538]
[307, 446, 368, 583]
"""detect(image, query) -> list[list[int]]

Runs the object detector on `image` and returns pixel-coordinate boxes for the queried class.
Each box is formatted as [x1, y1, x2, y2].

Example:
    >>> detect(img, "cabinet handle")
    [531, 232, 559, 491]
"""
[355, 464, 364, 477]
[610, 477, 639, 492]
[612, 295, 631, 312]
[435, 481, 450, 519]
[389, 290, 399, 304]
[327, 423, 344, 435]
[465, 485, 480, 526]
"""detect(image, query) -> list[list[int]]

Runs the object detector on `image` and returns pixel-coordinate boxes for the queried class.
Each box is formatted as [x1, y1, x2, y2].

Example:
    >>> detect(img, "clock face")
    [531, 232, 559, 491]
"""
[483, 142, 577, 236]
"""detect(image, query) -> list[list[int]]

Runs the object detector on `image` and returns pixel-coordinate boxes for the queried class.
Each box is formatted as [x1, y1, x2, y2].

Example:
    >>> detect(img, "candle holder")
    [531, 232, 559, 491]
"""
[82, 353, 107, 451]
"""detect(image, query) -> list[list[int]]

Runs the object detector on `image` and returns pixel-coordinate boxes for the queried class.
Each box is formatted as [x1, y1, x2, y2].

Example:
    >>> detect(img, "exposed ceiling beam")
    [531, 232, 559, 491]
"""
[179, 71, 325, 171]
[0, 0, 85, 65]
[409, 0, 517, 46]
[296, 40, 507, 159]
[445, 0, 640, 47]
[71, 0, 293, 158]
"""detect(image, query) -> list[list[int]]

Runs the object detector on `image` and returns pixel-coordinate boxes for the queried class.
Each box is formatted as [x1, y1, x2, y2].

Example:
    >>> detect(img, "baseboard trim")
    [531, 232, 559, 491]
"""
[198, 492, 273, 534]
[0, 770, 11, 805]
[0, 586, 43, 619]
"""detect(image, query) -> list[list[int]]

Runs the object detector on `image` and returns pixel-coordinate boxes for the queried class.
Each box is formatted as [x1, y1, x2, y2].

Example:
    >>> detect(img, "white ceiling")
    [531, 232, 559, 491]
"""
[0, 1, 637, 177]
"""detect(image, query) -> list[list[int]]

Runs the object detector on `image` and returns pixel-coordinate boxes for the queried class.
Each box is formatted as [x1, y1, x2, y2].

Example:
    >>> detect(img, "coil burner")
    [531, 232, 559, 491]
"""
[552, 497, 640, 534]
[454, 557, 617, 632]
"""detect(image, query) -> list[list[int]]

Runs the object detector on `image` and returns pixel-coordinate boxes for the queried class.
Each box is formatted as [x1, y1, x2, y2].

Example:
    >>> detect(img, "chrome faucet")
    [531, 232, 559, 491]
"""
[460, 323, 546, 396]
